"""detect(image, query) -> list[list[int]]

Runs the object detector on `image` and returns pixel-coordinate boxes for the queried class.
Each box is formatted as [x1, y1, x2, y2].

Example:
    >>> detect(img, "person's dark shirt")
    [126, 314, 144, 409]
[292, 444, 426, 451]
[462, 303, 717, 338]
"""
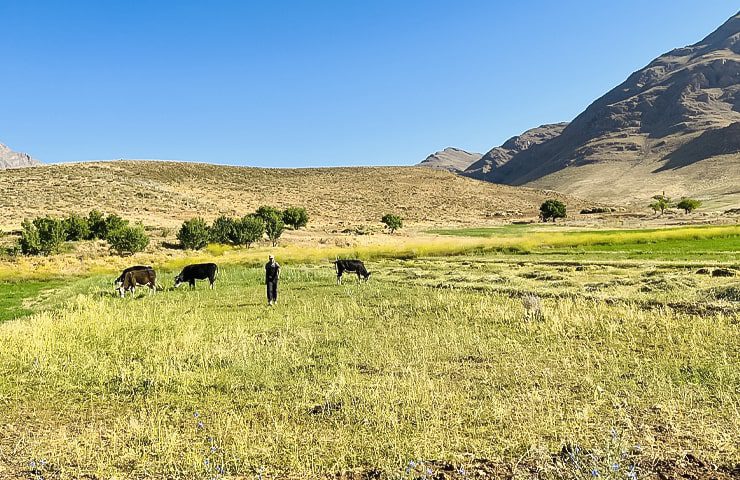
[265, 261, 281, 281]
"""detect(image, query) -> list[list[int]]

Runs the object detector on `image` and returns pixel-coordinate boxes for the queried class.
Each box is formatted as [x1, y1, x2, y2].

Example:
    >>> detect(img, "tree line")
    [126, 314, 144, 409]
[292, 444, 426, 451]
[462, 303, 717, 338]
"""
[18, 210, 149, 256]
[177, 206, 309, 250]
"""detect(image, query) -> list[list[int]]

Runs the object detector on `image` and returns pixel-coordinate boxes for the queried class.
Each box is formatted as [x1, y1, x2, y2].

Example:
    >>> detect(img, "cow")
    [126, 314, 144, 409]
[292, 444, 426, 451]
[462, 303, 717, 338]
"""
[114, 265, 152, 287]
[333, 259, 371, 284]
[118, 268, 157, 297]
[174, 263, 219, 290]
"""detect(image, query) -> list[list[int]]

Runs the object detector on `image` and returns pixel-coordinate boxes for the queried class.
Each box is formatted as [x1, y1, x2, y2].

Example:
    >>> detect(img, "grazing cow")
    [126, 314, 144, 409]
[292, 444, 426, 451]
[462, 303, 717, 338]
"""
[118, 268, 157, 297]
[174, 263, 219, 290]
[333, 259, 371, 284]
[115, 265, 152, 287]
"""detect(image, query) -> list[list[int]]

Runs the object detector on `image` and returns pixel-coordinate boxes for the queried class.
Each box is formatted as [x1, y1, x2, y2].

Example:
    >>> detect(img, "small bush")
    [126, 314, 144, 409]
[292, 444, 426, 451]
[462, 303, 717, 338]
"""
[104, 214, 129, 239]
[231, 215, 265, 248]
[381, 214, 403, 233]
[255, 206, 282, 222]
[177, 218, 210, 250]
[676, 198, 702, 214]
[87, 210, 107, 239]
[33, 216, 67, 255]
[264, 213, 285, 247]
[63, 214, 90, 241]
[107, 224, 150, 256]
[19, 219, 42, 255]
[282, 207, 309, 229]
[210, 215, 236, 244]
[539, 200, 567, 222]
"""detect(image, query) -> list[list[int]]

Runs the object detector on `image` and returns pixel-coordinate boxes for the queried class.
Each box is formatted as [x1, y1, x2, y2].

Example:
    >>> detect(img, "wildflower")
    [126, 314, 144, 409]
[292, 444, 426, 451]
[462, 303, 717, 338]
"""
[210, 445, 218, 453]
[426, 467, 434, 476]
[591, 468, 600, 477]
[612, 463, 620, 471]
[197, 421, 204, 429]
[610, 427, 618, 439]
[457, 466, 467, 476]
[216, 465, 225, 475]
[193, 411, 200, 418]
[204, 459, 210, 466]
[28, 460, 37, 469]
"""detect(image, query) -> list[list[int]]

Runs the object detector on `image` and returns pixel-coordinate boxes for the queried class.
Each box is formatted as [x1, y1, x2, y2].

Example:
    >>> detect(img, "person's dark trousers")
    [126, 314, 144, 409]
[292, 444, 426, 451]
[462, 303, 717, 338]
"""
[267, 279, 278, 303]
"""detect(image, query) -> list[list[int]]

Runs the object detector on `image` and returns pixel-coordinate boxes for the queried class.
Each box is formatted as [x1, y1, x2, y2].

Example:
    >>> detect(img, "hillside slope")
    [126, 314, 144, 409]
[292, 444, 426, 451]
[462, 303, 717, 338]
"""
[470, 12, 740, 206]
[0, 143, 40, 169]
[0, 161, 586, 230]
[417, 147, 481, 172]
[465, 123, 568, 176]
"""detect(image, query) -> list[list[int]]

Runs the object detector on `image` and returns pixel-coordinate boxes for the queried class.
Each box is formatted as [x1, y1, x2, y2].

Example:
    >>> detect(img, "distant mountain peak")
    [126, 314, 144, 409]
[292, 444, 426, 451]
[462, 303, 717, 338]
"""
[0, 142, 41, 169]
[466, 11, 740, 204]
[418, 147, 481, 172]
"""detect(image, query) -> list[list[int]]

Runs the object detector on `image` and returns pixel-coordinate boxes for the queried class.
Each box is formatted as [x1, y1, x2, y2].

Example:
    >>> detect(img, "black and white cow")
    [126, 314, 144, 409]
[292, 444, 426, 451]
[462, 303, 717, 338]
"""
[333, 260, 371, 284]
[118, 268, 157, 297]
[174, 263, 219, 290]
[115, 265, 152, 287]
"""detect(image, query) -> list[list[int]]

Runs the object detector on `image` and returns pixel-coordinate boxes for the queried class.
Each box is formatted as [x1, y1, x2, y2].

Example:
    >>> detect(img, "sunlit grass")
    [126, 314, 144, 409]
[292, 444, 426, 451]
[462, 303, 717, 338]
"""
[0, 265, 737, 478]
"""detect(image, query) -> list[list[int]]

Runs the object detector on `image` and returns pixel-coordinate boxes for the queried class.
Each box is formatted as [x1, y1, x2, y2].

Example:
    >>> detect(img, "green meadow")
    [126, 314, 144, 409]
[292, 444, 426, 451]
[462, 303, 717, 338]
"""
[0, 225, 738, 478]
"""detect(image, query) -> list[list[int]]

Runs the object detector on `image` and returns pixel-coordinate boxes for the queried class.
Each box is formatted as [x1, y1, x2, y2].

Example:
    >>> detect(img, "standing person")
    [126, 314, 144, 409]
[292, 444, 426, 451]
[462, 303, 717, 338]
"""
[265, 254, 281, 306]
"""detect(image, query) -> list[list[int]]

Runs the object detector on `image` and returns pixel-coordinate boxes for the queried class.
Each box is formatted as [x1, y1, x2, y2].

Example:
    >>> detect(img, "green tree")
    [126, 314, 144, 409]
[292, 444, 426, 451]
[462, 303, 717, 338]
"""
[63, 213, 90, 241]
[33, 216, 67, 255]
[177, 217, 210, 250]
[539, 200, 567, 222]
[381, 213, 403, 233]
[255, 205, 282, 222]
[282, 207, 309, 229]
[649, 194, 671, 215]
[104, 214, 129, 239]
[87, 210, 107, 239]
[676, 198, 702, 214]
[107, 224, 150, 256]
[231, 215, 265, 248]
[264, 212, 285, 247]
[210, 215, 236, 244]
[19, 218, 42, 255]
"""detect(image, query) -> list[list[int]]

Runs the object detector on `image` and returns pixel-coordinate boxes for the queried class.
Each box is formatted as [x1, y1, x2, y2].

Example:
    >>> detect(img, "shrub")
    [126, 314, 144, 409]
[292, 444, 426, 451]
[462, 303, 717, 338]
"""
[676, 198, 702, 214]
[539, 200, 567, 222]
[87, 210, 107, 239]
[649, 194, 671, 215]
[381, 214, 403, 233]
[255, 206, 282, 222]
[177, 217, 210, 250]
[63, 214, 90, 241]
[231, 215, 265, 248]
[104, 214, 129, 238]
[282, 207, 309, 229]
[33, 216, 67, 255]
[19, 219, 42, 255]
[210, 215, 236, 244]
[264, 212, 285, 247]
[107, 224, 150, 256]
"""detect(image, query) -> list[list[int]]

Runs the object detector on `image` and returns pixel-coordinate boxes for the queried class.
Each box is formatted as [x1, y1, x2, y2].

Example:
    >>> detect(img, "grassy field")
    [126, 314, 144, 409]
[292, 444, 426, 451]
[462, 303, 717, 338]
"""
[0, 225, 738, 479]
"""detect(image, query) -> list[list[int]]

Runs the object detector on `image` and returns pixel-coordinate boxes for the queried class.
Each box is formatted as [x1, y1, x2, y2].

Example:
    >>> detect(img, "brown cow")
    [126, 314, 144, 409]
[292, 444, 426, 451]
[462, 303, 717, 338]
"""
[118, 268, 157, 297]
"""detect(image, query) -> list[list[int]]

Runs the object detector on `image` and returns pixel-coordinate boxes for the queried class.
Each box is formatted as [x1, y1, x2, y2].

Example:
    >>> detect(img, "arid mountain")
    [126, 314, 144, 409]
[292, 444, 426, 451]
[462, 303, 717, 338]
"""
[0, 143, 40, 169]
[418, 147, 481, 172]
[465, 123, 568, 176]
[468, 11, 740, 206]
[0, 161, 589, 230]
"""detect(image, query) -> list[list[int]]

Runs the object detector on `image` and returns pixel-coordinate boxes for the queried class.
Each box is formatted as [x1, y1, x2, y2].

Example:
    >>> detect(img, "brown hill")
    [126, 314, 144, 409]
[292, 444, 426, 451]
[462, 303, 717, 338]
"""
[0, 142, 40, 169]
[417, 147, 481, 172]
[465, 123, 568, 176]
[468, 11, 740, 207]
[0, 161, 588, 230]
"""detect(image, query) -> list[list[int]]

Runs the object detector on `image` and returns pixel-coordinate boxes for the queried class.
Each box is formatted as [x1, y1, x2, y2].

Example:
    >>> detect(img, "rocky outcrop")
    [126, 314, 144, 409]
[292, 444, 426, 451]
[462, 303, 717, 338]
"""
[418, 147, 481, 172]
[0, 143, 41, 169]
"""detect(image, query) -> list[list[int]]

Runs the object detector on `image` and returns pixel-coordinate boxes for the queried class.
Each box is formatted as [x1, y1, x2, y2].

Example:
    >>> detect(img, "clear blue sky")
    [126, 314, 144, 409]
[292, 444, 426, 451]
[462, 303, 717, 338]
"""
[0, 1, 736, 167]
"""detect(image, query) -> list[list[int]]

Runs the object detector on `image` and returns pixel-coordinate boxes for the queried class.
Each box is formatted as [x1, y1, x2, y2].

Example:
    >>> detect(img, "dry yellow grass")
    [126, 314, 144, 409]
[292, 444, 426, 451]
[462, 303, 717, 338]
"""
[0, 161, 589, 230]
